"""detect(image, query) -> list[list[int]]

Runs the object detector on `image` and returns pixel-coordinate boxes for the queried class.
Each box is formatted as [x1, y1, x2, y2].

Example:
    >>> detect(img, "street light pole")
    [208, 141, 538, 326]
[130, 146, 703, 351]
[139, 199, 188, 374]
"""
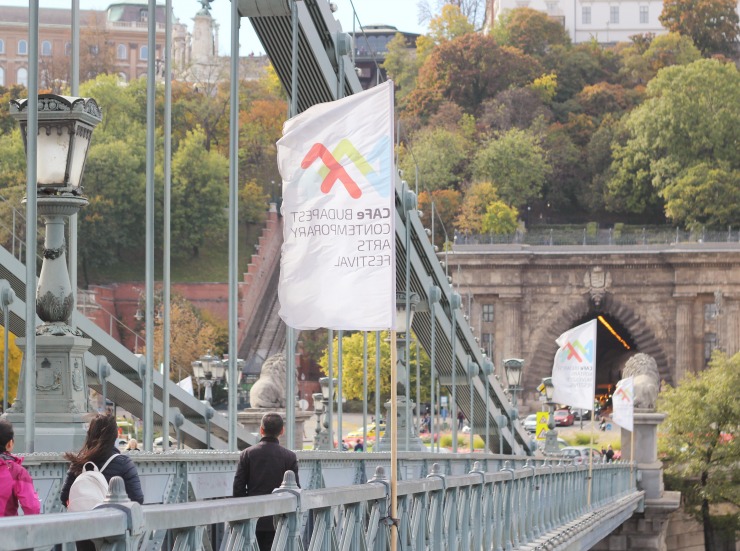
[542, 377, 560, 454]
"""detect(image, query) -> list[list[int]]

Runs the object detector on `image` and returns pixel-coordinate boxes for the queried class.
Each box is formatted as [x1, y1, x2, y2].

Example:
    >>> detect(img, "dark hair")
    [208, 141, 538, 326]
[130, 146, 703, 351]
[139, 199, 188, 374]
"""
[64, 414, 118, 474]
[261, 412, 284, 438]
[0, 419, 14, 451]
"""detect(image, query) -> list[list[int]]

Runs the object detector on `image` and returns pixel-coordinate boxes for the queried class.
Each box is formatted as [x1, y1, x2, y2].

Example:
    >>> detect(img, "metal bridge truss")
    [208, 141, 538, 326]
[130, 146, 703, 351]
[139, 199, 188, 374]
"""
[7, 454, 642, 551]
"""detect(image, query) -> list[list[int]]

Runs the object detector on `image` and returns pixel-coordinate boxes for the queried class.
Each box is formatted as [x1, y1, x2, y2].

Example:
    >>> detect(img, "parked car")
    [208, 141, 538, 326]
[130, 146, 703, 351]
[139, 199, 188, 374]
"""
[523, 414, 538, 433]
[554, 409, 575, 426]
[153, 436, 177, 451]
[572, 409, 591, 421]
[561, 446, 602, 465]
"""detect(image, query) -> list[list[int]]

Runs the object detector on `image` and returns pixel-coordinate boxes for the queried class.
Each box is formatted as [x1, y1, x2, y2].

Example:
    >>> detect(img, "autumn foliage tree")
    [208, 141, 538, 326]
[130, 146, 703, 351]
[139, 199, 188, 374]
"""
[493, 8, 571, 57]
[660, 0, 740, 55]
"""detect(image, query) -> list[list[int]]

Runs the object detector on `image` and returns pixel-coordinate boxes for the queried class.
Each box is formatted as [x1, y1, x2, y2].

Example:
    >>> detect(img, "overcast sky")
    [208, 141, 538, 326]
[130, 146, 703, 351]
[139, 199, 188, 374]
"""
[7, 1, 428, 56]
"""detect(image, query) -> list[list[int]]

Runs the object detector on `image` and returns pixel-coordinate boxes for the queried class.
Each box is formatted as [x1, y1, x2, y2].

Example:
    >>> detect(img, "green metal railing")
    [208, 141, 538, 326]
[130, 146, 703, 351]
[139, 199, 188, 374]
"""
[3, 458, 642, 551]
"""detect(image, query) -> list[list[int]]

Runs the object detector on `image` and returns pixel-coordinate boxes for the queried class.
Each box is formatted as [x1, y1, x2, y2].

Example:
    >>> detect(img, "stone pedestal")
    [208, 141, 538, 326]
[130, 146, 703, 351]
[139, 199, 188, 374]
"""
[377, 396, 426, 452]
[3, 334, 93, 452]
[237, 408, 313, 450]
[621, 410, 666, 500]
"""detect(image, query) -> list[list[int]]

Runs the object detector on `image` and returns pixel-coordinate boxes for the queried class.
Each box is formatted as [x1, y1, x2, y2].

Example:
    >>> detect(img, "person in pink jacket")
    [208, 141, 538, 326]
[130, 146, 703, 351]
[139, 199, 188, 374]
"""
[0, 419, 41, 516]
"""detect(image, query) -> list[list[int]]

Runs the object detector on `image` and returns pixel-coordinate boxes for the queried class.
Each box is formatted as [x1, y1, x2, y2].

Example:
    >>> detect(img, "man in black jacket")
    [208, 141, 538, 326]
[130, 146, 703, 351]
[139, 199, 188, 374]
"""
[233, 412, 300, 551]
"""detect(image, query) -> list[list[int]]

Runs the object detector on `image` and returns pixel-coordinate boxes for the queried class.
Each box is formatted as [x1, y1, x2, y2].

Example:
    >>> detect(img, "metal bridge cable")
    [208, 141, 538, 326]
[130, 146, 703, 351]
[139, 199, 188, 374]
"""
[68, 0, 79, 319]
[144, 0, 156, 451]
[162, 0, 172, 451]
[24, 0, 39, 452]
[344, 0, 390, 84]
[228, 0, 241, 451]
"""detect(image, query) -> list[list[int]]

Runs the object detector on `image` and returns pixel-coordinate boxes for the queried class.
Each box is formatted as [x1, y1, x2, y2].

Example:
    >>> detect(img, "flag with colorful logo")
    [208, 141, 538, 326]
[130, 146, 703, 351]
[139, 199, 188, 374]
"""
[276, 80, 396, 330]
[551, 319, 597, 410]
[611, 376, 634, 432]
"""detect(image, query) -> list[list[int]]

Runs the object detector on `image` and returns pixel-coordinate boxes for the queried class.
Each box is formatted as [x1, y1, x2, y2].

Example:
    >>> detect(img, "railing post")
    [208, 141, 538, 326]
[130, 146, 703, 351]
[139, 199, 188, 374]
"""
[500, 461, 516, 551]
[272, 471, 302, 551]
[426, 463, 447, 551]
[94, 476, 145, 551]
[469, 461, 485, 551]
[368, 466, 391, 551]
[522, 459, 537, 543]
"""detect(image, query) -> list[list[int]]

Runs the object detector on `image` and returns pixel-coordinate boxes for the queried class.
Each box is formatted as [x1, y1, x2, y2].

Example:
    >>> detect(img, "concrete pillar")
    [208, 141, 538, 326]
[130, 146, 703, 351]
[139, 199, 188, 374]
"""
[723, 297, 739, 356]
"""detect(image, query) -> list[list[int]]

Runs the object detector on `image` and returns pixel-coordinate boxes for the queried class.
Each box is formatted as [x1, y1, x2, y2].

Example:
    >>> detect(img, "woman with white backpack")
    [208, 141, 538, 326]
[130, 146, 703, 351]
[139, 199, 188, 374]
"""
[60, 414, 143, 550]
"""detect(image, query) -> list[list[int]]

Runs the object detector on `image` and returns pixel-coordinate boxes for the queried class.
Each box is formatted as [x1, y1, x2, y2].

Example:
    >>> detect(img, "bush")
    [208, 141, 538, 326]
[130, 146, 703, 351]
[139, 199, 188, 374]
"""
[613, 222, 624, 238]
[573, 433, 597, 446]
[586, 222, 599, 237]
[438, 433, 485, 449]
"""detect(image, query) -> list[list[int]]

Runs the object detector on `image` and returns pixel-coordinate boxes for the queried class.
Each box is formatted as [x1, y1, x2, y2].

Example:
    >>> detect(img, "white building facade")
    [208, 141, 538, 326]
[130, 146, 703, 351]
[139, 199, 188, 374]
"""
[490, 0, 678, 44]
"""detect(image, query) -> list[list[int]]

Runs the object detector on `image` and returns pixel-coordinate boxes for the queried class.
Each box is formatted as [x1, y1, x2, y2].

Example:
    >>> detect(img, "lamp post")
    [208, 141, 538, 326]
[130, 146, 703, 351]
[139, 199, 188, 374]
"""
[542, 377, 560, 454]
[481, 357, 494, 452]
[378, 292, 425, 452]
[504, 358, 524, 434]
[191, 350, 225, 404]
[314, 377, 336, 450]
[3, 94, 101, 452]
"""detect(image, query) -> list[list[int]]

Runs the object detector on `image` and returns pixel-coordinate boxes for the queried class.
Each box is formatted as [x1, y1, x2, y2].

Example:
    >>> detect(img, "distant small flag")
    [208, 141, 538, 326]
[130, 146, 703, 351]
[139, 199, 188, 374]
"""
[612, 377, 634, 432]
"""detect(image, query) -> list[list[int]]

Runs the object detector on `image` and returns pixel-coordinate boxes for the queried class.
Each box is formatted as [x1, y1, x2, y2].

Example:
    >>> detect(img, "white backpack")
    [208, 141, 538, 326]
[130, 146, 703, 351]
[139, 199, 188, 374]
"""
[67, 455, 119, 512]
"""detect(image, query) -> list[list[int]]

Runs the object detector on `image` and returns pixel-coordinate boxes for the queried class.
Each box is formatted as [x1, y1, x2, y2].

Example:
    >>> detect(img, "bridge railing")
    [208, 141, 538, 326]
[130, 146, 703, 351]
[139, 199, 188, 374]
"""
[3, 459, 643, 551]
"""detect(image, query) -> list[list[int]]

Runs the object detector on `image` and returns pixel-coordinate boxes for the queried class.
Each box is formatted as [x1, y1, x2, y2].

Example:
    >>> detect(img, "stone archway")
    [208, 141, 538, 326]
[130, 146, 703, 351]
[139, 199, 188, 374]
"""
[524, 292, 671, 405]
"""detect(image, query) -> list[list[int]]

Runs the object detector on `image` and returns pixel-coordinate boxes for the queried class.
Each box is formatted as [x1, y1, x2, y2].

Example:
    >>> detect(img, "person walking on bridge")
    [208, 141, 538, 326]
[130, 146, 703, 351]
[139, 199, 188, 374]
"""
[233, 412, 300, 551]
[0, 419, 40, 517]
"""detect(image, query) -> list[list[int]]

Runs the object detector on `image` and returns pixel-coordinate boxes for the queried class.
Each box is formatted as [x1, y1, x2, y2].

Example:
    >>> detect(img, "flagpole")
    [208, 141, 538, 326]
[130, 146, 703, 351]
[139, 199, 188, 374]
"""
[390, 329, 399, 551]
[588, 416, 594, 508]
[630, 429, 635, 488]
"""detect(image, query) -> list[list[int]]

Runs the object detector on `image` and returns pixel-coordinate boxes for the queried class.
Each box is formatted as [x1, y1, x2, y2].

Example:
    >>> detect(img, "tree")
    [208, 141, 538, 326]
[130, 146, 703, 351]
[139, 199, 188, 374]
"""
[493, 8, 571, 57]
[418, 189, 462, 248]
[416, 4, 475, 56]
[473, 128, 551, 208]
[149, 295, 220, 388]
[479, 87, 552, 133]
[398, 126, 472, 191]
[171, 127, 229, 258]
[481, 201, 519, 234]
[418, 0, 487, 30]
[382, 33, 423, 103]
[404, 33, 542, 121]
[660, 0, 740, 56]
[619, 32, 701, 86]
[606, 59, 740, 227]
[0, 328, 23, 407]
[456, 181, 500, 234]
[658, 352, 740, 548]
[319, 331, 430, 404]
[238, 180, 269, 227]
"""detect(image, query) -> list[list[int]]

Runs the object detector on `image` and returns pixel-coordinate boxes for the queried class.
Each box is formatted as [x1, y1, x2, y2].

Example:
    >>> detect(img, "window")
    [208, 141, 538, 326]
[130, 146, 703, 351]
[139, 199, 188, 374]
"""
[582, 6, 591, 24]
[639, 5, 649, 23]
[41, 40, 52, 56]
[17, 67, 28, 88]
[481, 333, 494, 357]
[140, 9, 148, 22]
[482, 304, 494, 323]
[0, 39, 4, 54]
[117, 44, 128, 60]
[705, 303, 719, 320]
[610, 6, 619, 24]
[704, 333, 717, 364]
[18, 39, 28, 55]
[0, 67, 4, 87]
[118, 72, 128, 83]
[140, 45, 148, 60]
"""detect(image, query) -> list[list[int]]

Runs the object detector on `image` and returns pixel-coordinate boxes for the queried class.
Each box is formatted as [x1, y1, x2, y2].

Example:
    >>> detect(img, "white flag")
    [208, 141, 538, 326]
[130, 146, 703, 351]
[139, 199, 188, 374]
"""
[276, 80, 396, 330]
[611, 377, 634, 432]
[551, 319, 597, 410]
[177, 376, 194, 396]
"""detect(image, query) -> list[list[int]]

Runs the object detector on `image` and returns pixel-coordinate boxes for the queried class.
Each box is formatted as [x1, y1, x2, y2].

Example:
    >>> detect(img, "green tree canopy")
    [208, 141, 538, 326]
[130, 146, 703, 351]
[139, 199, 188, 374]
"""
[607, 59, 740, 227]
[456, 181, 500, 234]
[171, 127, 229, 258]
[659, 352, 740, 547]
[398, 126, 472, 191]
[660, 0, 740, 55]
[481, 201, 519, 234]
[473, 128, 551, 208]
[618, 32, 701, 86]
[319, 331, 430, 404]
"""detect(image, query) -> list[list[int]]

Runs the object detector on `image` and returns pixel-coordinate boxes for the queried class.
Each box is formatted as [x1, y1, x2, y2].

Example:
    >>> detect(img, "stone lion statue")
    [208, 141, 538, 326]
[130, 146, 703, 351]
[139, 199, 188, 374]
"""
[250, 352, 287, 408]
[622, 353, 660, 410]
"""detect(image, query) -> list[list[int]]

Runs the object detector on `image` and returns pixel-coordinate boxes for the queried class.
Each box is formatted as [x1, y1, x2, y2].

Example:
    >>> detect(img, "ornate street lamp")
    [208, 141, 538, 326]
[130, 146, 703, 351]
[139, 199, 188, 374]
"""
[541, 376, 560, 454]
[191, 350, 224, 404]
[503, 358, 524, 439]
[3, 95, 101, 452]
[378, 291, 425, 452]
[314, 377, 336, 450]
